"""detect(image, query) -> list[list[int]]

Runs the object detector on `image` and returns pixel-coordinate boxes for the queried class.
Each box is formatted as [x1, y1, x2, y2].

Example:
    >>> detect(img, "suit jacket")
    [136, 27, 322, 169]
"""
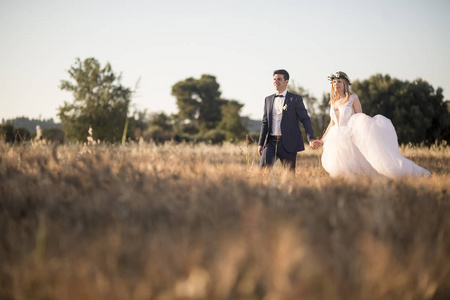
[258, 91, 315, 153]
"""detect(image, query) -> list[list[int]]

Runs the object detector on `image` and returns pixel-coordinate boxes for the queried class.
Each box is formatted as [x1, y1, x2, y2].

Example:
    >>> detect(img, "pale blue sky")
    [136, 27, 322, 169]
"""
[1, 0, 449, 122]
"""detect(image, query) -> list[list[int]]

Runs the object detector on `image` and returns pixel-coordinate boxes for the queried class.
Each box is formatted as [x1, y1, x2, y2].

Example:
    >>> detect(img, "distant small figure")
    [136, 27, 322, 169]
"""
[87, 125, 95, 145]
[35, 125, 42, 141]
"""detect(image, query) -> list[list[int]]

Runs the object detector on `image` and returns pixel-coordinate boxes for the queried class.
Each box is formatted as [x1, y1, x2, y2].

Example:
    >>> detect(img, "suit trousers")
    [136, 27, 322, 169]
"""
[260, 136, 297, 171]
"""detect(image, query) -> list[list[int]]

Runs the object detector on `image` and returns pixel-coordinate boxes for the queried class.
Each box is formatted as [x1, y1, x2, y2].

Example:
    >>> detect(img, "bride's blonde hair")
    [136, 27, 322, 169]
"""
[328, 71, 352, 105]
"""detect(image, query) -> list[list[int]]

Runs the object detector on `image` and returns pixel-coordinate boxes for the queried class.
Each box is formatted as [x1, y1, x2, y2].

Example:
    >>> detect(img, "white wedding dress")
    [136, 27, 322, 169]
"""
[321, 94, 431, 178]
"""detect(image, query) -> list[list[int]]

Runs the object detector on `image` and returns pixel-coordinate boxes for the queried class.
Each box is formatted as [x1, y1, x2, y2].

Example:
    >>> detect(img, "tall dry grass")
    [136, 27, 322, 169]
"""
[0, 141, 449, 300]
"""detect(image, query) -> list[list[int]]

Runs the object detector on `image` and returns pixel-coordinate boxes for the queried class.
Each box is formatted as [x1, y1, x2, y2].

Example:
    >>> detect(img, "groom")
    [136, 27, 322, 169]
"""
[258, 69, 317, 171]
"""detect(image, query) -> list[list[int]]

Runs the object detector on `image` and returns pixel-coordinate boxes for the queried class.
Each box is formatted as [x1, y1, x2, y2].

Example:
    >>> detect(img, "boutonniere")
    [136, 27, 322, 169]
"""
[283, 104, 288, 111]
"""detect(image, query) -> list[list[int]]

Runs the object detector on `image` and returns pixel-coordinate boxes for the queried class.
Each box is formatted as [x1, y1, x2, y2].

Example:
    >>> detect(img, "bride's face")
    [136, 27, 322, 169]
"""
[333, 78, 344, 94]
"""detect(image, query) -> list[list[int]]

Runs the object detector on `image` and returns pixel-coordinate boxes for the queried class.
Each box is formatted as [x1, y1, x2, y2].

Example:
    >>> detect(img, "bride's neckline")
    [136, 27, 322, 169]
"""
[333, 95, 352, 111]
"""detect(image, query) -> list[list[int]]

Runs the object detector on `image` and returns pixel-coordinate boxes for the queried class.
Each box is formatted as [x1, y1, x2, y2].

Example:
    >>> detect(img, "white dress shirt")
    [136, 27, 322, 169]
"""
[270, 89, 287, 136]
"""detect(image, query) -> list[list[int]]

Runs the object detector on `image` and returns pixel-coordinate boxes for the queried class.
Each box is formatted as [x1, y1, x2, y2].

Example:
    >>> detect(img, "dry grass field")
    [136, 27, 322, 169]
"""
[1, 140, 449, 300]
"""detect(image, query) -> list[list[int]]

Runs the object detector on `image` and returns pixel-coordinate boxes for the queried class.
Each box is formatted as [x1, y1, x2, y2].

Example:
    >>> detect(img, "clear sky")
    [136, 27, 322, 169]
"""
[1, 0, 449, 122]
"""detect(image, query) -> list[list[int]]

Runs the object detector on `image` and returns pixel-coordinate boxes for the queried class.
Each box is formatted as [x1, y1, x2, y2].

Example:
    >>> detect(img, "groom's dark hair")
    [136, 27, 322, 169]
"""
[273, 69, 289, 81]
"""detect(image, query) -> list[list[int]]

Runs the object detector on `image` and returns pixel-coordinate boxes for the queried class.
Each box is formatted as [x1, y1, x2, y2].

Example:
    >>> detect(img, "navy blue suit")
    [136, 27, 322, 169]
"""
[258, 91, 315, 170]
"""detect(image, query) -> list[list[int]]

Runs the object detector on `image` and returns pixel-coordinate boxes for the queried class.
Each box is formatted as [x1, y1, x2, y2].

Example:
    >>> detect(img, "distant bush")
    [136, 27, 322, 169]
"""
[0, 123, 15, 142]
[15, 127, 30, 141]
[0, 123, 30, 142]
[143, 127, 175, 144]
[200, 129, 226, 144]
[42, 128, 65, 144]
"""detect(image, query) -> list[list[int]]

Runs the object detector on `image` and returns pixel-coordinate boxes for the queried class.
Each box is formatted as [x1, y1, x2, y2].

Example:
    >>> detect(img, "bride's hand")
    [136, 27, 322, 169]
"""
[309, 140, 320, 150]
[310, 140, 323, 150]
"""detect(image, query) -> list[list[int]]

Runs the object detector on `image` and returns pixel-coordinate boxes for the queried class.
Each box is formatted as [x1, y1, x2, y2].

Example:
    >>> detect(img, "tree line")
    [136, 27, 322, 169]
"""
[0, 121, 65, 144]
[1, 58, 449, 145]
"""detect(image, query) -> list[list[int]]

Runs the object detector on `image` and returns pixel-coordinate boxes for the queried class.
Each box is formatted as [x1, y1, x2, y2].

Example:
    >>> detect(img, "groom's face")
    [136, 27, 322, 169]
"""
[273, 74, 288, 92]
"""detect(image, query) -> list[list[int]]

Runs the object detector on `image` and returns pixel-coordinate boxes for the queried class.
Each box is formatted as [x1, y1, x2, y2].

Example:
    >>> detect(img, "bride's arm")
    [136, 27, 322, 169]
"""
[316, 119, 335, 147]
[352, 94, 363, 113]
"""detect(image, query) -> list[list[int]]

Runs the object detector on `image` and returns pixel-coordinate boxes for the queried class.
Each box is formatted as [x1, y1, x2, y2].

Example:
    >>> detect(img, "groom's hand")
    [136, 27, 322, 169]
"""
[258, 146, 263, 156]
[309, 139, 318, 150]
[310, 139, 323, 150]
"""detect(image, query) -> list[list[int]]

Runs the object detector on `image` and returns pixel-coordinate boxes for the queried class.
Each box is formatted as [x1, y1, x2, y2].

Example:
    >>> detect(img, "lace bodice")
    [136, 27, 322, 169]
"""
[330, 94, 357, 126]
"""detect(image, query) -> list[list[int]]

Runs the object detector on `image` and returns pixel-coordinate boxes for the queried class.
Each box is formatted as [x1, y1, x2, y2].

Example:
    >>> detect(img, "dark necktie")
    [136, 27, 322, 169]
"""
[275, 95, 284, 98]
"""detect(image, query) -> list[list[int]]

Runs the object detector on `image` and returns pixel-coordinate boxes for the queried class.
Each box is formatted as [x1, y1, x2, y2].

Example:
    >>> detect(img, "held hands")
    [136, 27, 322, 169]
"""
[309, 139, 324, 150]
[258, 140, 323, 154]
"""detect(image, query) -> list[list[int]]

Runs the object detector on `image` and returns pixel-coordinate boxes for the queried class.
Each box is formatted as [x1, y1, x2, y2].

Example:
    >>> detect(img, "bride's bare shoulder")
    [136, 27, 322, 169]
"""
[350, 94, 363, 113]
[350, 93, 361, 102]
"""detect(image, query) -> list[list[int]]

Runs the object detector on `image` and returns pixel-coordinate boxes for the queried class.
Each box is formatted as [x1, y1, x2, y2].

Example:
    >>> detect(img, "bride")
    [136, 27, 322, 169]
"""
[313, 71, 431, 178]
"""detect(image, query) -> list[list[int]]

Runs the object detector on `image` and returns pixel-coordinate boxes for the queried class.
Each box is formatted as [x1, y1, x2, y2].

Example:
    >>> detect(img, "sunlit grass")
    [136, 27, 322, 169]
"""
[0, 141, 449, 300]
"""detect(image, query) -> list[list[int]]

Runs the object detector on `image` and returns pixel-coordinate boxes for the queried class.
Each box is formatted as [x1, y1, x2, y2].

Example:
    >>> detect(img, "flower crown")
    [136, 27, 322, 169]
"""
[328, 72, 351, 85]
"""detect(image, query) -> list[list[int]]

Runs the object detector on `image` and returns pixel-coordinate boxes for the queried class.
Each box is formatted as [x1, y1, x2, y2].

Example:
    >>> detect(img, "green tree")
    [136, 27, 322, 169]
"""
[172, 75, 226, 132]
[352, 74, 449, 144]
[144, 112, 175, 143]
[0, 123, 16, 142]
[171, 74, 247, 141]
[58, 58, 144, 143]
[217, 100, 246, 140]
